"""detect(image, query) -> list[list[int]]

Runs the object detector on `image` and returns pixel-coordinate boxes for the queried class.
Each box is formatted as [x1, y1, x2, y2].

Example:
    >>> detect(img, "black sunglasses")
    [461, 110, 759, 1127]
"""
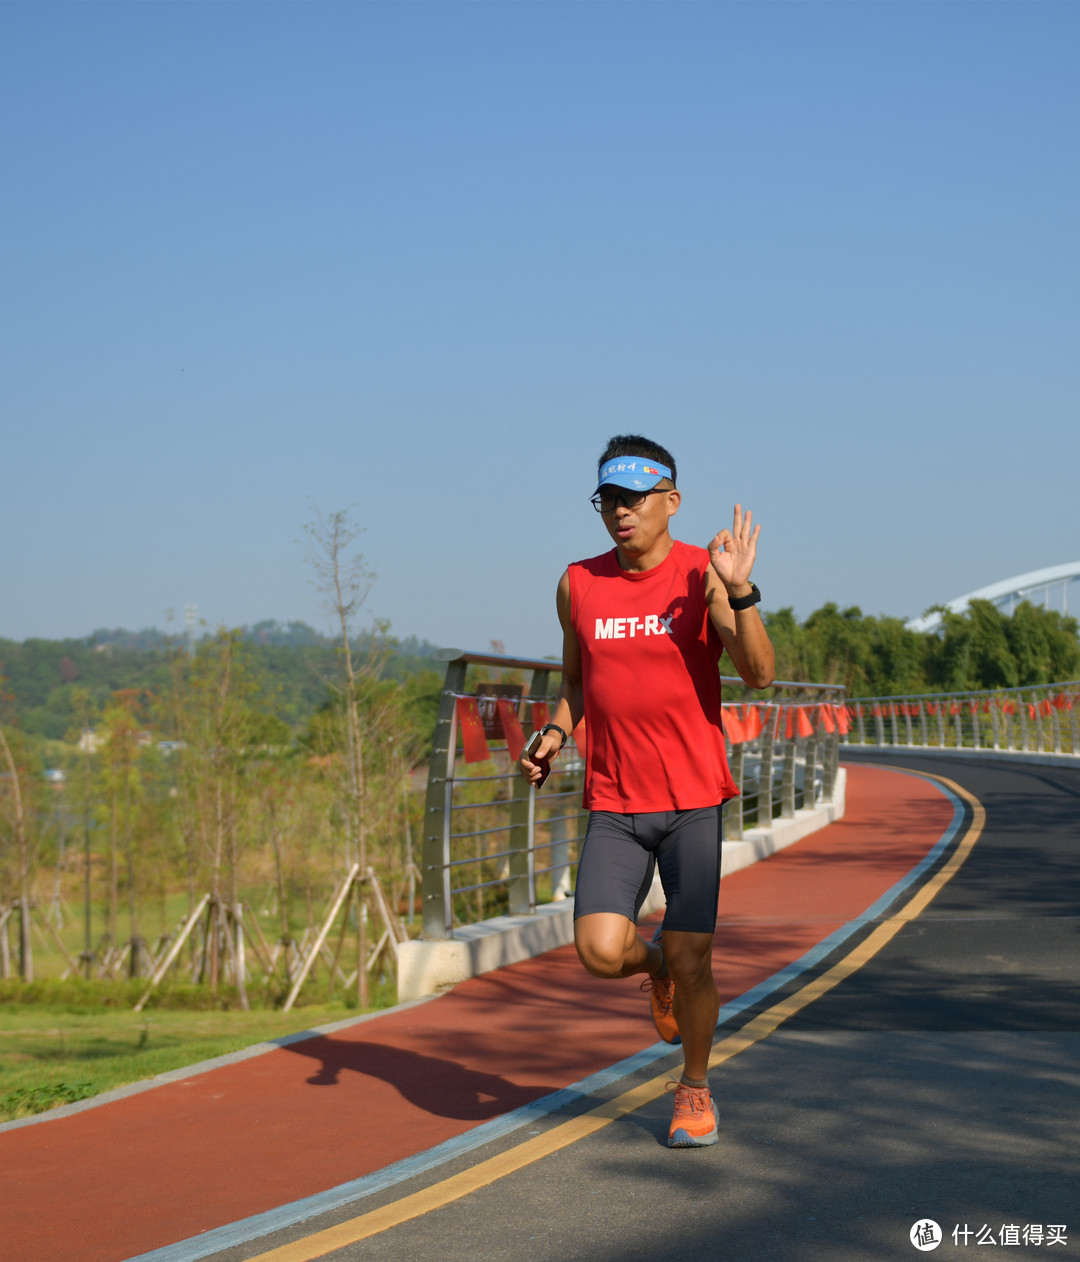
[590, 488, 672, 514]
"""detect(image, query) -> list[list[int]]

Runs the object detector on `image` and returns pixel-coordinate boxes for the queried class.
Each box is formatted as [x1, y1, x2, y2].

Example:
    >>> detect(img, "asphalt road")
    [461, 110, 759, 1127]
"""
[220, 756, 1079, 1262]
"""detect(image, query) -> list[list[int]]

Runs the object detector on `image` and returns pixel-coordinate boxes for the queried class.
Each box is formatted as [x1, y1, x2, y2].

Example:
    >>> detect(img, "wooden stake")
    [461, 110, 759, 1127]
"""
[364, 865, 404, 956]
[134, 894, 210, 1012]
[239, 906, 278, 985]
[325, 880, 356, 999]
[233, 903, 249, 1011]
[282, 863, 359, 1012]
[0, 905, 12, 980]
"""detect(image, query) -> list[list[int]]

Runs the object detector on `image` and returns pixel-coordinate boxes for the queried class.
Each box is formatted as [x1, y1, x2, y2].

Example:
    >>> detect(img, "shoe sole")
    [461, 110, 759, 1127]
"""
[668, 1128, 719, 1147]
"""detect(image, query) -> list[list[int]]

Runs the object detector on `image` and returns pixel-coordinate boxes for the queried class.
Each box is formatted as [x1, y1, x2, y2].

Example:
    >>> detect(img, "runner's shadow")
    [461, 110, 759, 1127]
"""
[280, 1036, 546, 1121]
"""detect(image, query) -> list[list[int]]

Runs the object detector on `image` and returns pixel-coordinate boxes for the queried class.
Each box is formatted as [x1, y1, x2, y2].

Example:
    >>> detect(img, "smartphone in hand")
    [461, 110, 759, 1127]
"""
[523, 730, 551, 788]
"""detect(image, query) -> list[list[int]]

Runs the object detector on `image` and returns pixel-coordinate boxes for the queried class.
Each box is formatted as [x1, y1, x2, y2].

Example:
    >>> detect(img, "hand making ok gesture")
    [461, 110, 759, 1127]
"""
[707, 504, 760, 593]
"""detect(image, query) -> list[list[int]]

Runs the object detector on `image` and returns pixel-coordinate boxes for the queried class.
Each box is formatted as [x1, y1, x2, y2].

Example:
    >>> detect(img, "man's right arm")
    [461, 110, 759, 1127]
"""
[520, 570, 583, 782]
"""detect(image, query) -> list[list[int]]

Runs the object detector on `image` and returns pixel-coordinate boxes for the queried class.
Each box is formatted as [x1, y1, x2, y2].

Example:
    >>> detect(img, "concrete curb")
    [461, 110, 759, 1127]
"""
[397, 768, 847, 1001]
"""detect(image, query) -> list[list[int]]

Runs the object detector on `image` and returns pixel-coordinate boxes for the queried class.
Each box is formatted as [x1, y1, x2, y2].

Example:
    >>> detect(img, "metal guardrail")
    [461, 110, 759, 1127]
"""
[841, 681, 1080, 756]
[421, 649, 847, 940]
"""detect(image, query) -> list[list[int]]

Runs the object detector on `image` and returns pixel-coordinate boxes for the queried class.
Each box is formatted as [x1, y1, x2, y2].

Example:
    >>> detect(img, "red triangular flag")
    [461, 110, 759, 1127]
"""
[742, 705, 765, 741]
[722, 709, 746, 744]
[456, 697, 491, 763]
[496, 698, 526, 761]
[796, 707, 815, 738]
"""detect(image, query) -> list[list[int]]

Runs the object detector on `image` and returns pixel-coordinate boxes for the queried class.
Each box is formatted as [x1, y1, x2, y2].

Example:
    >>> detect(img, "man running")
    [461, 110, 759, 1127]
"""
[520, 435, 775, 1148]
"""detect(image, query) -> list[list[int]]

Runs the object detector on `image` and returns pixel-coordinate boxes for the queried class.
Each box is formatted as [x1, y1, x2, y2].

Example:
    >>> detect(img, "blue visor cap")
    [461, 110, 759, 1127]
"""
[595, 457, 673, 494]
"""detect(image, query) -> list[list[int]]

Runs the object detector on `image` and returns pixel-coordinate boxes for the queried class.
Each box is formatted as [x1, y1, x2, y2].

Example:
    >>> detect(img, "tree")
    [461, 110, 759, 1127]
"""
[0, 666, 39, 980]
[97, 689, 145, 969]
[1005, 601, 1080, 685]
[302, 506, 413, 1008]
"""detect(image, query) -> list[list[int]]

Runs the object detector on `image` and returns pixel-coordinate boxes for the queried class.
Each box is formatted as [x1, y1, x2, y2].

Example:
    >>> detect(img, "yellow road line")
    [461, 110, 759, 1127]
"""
[248, 770, 983, 1262]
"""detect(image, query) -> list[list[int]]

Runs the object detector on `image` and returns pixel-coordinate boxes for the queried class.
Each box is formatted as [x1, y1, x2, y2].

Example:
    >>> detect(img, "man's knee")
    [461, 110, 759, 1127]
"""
[663, 931, 714, 987]
[574, 914, 637, 978]
[574, 937, 626, 978]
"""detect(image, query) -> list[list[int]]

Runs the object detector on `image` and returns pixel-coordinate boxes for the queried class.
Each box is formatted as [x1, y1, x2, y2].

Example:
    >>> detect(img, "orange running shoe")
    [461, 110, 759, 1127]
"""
[642, 926, 680, 1044]
[666, 1081, 719, 1148]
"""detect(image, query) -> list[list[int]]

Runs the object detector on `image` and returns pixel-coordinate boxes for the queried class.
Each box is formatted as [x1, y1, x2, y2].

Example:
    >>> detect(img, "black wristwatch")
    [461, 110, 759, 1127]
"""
[540, 723, 568, 750]
[728, 583, 761, 611]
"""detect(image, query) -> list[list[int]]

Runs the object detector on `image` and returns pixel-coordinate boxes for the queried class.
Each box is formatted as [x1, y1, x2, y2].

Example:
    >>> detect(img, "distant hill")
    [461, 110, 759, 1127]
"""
[0, 622, 445, 740]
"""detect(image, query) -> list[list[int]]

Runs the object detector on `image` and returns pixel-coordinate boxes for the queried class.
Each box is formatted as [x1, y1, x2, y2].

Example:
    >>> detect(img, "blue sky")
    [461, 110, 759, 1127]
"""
[4, 2, 1078, 657]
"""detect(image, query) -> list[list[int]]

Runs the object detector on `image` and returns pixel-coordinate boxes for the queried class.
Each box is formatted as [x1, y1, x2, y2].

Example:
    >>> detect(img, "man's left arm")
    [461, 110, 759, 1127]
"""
[705, 503, 776, 690]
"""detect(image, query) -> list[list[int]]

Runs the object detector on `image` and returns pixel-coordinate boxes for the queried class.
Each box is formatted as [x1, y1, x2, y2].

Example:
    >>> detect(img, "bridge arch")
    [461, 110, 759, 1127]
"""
[907, 562, 1080, 633]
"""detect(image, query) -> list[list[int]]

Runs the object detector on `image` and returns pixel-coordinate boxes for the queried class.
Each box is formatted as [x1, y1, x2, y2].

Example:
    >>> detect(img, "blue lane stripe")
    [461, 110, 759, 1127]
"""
[128, 777, 964, 1262]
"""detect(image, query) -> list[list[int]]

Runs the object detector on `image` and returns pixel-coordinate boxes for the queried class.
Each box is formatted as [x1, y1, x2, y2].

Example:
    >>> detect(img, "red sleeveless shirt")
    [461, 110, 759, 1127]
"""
[568, 539, 738, 813]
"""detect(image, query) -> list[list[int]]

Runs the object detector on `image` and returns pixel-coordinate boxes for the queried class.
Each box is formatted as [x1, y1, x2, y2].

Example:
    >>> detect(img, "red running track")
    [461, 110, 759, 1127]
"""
[0, 764, 954, 1262]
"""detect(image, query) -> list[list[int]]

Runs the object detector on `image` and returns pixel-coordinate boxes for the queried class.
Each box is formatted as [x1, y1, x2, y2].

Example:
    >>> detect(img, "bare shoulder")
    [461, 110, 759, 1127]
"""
[557, 569, 572, 624]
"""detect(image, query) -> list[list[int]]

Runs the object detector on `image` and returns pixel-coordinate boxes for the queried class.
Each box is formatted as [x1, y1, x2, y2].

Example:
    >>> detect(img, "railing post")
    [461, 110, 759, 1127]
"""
[1019, 696, 1030, 751]
[856, 704, 866, 745]
[755, 712, 775, 827]
[780, 737, 797, 818]
[422, 658, 466, 939]
[874, 707, 885, 745]
[903, 704, 914, 746]
[991, 698, 1001, 750]
[507, 668, 550, 916]
[548, 810, 573, 900]
[725, 743, 745, 839]
[508, 776, 536, 915]
[1070, 700, 1080, 756]
[919, 703, 928, 748]
[803, 737, 818, 808]
[525, 668, 552, 737]
[889, 704, 900, 746]
[971, 700, 981, 751]
[822, 726, 839, 800]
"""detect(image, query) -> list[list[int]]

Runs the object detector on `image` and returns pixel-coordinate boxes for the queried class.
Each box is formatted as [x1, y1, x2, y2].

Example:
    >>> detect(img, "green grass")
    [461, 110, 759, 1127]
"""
[0, 980, 397, 1122]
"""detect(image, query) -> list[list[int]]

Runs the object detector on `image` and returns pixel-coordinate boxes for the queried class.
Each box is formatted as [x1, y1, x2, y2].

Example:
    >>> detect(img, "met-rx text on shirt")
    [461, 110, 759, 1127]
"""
[594, 615, 674, 639]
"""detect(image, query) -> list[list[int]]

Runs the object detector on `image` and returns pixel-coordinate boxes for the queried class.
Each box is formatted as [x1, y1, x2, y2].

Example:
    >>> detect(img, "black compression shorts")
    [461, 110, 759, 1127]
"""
[572, 806, 724, 934]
